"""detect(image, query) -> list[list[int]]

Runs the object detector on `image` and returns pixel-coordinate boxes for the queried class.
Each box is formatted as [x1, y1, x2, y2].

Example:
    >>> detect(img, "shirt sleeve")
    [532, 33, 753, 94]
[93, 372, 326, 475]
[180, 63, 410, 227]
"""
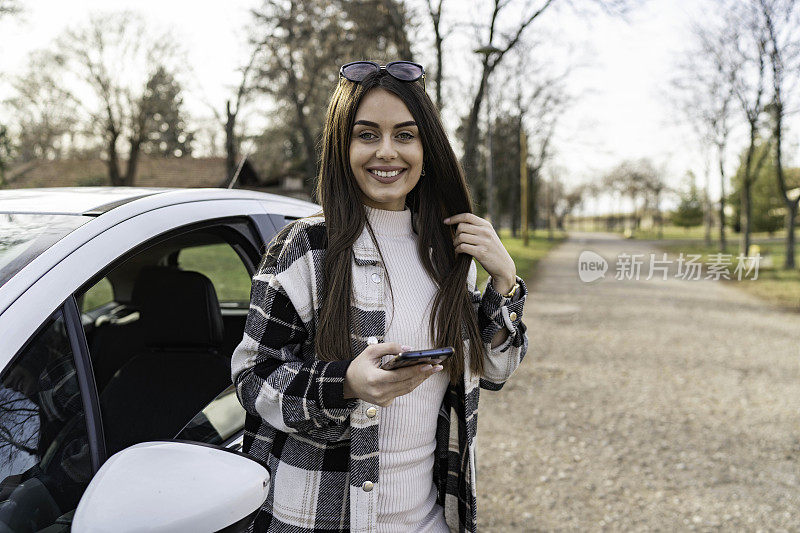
[467, 261, 529, 391]
[231, 225, 357, 438]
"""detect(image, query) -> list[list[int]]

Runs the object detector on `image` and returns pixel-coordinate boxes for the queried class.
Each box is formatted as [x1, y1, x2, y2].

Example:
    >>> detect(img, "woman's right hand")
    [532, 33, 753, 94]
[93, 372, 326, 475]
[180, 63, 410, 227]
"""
[342, 342, 444, 407]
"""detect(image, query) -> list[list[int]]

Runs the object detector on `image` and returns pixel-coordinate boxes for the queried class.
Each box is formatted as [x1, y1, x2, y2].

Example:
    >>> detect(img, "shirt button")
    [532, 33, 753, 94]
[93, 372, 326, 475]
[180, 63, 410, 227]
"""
[362, 481, 374, 492]
[366, 407, 377, 418]
[371, 272, 381, 284]
[509, 312, 518, 321]
[366, 336, 378, 345]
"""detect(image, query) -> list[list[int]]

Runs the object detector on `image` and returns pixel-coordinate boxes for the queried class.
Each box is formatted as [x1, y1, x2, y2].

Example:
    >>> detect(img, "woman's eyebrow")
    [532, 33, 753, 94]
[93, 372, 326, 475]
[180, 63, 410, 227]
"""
[353, 119, 417, 129]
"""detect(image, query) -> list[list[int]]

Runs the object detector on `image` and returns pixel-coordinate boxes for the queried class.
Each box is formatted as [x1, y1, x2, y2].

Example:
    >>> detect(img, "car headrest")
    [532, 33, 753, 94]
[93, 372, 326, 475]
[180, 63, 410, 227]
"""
[132, 266, 224, 349]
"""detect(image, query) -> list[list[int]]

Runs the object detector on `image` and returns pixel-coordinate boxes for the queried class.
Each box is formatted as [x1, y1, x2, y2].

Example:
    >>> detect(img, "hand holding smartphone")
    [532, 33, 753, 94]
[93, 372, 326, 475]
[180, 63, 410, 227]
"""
[380, 347, 454, 370]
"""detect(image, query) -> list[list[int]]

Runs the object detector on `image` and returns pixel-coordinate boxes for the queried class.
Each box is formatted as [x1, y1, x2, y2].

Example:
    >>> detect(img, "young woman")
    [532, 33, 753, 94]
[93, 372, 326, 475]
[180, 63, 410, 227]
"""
[232, 61, 528, 533]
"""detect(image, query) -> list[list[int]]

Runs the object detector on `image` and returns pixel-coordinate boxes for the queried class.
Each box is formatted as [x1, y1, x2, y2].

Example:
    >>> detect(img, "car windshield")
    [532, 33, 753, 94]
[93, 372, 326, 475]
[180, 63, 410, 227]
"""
[0, 213, 89, 287]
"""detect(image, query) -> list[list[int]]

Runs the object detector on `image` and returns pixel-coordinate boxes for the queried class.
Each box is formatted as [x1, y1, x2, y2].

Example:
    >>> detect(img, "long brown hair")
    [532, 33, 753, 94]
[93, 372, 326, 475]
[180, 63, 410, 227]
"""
[314, 71, 484, 383]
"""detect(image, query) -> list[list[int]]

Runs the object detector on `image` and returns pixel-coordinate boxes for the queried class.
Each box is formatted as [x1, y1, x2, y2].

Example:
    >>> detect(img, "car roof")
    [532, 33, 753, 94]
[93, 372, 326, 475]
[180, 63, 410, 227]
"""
[0, 187, 166, 214]
[0, 187, 317, 215]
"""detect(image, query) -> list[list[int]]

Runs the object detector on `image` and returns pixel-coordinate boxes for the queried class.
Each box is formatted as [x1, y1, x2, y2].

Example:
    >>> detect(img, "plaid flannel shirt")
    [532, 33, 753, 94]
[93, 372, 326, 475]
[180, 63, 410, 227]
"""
[231, 216, 528, 532]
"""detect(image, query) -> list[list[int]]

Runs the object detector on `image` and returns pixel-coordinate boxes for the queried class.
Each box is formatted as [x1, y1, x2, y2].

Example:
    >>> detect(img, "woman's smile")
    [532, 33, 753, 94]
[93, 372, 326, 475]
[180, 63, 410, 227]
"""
[368, 166, 407, 183]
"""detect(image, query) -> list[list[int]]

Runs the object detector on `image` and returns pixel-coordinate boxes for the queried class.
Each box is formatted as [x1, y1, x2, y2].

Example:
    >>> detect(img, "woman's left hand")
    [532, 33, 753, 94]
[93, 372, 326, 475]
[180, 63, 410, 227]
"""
[444, 213, 517, 294]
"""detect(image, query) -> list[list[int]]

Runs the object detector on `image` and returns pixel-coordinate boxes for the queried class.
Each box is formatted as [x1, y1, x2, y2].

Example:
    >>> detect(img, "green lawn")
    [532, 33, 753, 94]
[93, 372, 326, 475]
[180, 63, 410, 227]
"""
[475, 229, 566, 290]
[602, 225, 800, 311]
[81, 243, 252, 311]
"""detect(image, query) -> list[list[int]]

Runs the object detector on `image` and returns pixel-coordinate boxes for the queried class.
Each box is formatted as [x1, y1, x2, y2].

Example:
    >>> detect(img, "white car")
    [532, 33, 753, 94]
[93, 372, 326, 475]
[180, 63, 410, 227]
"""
[0, 187, 319, 532]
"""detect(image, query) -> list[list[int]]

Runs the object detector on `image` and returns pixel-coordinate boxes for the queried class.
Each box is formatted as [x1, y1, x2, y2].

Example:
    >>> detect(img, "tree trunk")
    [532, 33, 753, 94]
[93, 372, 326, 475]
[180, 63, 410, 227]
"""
[462, 67, 490, 183]
[511, 195, 520, 237]
[656, 191, 663, 239]
[433, 16, 443, 110]
[773, 98, 797, 270]
[225, 100, 237, 185]
[295, 102, 317, 180]
[283, 34, 317, 181]
[122, 106, 149, 187]
[106, 130, 122, 186]
[741, 179, 752, 257]
[785, 201, 797, 269]
[717, 145, 727, 252]
[530, 167, 538, 231]
[124, 141, 140, 187]
[703, 165, 712, 247]
[740, 124, 759, 256]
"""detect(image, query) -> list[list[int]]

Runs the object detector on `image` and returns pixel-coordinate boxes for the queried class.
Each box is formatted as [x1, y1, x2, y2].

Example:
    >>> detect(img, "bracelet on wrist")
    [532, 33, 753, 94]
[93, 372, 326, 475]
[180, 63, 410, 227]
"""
[502, 282, 519, 299]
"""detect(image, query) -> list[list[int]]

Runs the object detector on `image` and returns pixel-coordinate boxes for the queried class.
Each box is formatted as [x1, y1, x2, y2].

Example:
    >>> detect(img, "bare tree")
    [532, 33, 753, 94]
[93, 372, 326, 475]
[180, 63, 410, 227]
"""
[518, 59, 574, 233]
[672, 16, 740, 251]
[0, 0, 24, 180]
[55, 11, 183, 186]
[338, 0, 417, 61]
[460, 0, 637, 202]
[250, 0, 416, 187]
[541, 169, 583, 235]
[603, 158, 666, 231]
[759, 0, 800, 269]
[252, 0, 342, 181]
[220, 44, 263, 187]
[725, 1, 772, 256]
[425, 0, 446, 110]
[5, 51, 78, 162]
[461, 0, 555, 192]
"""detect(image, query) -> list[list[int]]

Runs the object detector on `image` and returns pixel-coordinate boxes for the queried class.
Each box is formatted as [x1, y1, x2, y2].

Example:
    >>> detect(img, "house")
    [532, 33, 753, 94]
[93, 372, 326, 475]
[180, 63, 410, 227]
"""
[2, 156, 312, 201]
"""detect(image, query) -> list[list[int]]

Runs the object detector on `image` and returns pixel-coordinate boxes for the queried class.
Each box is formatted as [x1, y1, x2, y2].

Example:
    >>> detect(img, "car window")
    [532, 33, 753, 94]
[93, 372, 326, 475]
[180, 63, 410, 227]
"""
[0, 214, 89, 288]
[0, 311, 91, 532]
[176, 385, 246, 446]
[177, 243, 252, 304]
[81, 277, 114, 312]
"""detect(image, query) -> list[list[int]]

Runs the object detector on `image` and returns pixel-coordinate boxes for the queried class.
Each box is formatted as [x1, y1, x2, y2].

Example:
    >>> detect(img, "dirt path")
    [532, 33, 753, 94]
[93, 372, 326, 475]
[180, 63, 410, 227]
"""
[477, 232, 800, 531]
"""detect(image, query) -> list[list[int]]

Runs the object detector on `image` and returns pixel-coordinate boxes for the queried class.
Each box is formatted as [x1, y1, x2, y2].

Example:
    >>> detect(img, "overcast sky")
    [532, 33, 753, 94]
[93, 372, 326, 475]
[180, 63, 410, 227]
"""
[0, 0, 791, 213]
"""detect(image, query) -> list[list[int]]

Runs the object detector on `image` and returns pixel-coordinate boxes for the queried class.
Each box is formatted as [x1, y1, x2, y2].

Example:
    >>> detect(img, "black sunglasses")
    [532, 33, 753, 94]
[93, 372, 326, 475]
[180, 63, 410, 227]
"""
[339, 61, 425, 90]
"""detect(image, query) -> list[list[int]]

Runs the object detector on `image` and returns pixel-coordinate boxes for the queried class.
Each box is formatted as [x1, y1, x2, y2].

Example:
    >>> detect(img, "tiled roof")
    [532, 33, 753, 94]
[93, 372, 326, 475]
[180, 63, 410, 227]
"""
[4, 156, 229, 189]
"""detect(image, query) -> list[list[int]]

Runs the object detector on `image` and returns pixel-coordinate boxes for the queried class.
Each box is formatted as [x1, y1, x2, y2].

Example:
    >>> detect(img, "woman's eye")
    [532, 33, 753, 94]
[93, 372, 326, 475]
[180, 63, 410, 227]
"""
[397, 132, 415, 141]
[358, 131, 377, 140]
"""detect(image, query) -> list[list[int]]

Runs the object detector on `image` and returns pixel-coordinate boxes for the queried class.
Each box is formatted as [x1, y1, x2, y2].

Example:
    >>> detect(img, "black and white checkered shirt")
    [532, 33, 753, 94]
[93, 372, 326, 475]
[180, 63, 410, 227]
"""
[232, 216, 528, 532]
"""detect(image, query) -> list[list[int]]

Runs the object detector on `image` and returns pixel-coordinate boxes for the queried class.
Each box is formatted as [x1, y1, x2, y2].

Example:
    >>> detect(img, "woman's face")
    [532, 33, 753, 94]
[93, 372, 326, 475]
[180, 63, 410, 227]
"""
[349, 88, 423, 211]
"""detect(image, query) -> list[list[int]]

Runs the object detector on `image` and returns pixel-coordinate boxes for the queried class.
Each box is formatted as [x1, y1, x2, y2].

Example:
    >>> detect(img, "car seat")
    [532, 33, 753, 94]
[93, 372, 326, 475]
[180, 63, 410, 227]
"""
[99, 267, 231, 457]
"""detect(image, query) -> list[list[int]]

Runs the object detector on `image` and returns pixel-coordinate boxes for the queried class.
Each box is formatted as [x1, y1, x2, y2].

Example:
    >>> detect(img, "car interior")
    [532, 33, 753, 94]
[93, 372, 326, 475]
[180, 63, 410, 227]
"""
[77, 221, 264, 457]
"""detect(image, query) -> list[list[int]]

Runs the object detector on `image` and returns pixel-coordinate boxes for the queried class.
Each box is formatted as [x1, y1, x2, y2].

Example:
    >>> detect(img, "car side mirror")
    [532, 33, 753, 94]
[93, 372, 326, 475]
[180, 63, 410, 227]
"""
[72, 441, 269, 532]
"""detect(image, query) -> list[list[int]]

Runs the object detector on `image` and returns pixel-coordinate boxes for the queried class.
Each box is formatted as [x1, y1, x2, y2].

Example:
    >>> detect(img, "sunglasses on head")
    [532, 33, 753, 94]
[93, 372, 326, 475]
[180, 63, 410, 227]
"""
[339, 61, 425, 90]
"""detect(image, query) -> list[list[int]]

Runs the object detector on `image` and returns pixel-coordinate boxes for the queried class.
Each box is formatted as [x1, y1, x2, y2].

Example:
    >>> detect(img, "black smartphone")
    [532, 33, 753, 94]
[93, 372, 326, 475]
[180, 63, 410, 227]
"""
[380, 347, 454, 370]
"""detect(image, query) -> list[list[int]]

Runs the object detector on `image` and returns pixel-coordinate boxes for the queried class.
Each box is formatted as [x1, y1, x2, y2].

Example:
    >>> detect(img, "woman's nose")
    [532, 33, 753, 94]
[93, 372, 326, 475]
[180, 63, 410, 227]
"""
[375, 137, 397, 160]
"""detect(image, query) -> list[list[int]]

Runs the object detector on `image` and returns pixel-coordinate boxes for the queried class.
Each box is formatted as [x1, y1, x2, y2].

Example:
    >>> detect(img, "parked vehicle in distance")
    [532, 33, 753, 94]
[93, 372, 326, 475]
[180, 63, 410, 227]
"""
[0, 187, 319, 532]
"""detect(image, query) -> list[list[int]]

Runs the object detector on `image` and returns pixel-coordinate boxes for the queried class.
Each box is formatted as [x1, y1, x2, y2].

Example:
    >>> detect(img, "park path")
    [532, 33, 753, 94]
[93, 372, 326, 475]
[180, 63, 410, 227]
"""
[476, 232, 800, 531]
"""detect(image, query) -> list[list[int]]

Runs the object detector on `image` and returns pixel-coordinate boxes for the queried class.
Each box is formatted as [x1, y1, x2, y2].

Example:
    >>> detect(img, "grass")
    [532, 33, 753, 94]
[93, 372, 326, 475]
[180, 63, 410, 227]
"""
[475, 229, 566, 290]
[178, 244, 252, 302]
[654, 238, 800, 311]
[586, 224, 800, 312]
[81, 243, 252, 312]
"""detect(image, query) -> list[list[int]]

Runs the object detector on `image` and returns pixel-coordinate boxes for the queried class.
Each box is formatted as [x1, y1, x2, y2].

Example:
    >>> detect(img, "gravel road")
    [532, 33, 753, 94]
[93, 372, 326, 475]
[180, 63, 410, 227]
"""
[477, 232, 800, 531]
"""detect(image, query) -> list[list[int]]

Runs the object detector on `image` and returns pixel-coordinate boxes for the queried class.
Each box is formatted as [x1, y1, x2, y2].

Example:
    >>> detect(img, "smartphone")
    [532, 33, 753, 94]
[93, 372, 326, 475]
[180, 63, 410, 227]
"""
[380, 347, 454, 370]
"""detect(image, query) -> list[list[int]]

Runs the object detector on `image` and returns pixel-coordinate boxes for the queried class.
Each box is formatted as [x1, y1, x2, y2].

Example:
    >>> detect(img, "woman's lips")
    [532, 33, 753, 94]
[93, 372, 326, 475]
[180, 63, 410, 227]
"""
[367, 168, 406, 184]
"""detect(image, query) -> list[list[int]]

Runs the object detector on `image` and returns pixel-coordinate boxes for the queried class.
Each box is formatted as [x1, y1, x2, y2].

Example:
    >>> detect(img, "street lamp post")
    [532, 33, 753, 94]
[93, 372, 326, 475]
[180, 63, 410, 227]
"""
[474, 45, 502, 227]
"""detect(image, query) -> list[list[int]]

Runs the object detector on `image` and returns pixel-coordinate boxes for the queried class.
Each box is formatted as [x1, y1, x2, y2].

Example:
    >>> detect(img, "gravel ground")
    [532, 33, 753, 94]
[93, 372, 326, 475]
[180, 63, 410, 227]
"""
[477, 232, 800, 532]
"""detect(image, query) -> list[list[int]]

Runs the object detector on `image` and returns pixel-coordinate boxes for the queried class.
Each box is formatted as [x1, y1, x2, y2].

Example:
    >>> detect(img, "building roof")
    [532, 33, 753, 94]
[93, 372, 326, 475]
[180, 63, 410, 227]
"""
[3, 156, 267, 190]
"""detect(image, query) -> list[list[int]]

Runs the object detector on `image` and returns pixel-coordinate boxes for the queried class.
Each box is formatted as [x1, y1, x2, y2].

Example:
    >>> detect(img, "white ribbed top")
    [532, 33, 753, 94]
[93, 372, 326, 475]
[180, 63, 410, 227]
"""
[366, 206, 449, 533]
